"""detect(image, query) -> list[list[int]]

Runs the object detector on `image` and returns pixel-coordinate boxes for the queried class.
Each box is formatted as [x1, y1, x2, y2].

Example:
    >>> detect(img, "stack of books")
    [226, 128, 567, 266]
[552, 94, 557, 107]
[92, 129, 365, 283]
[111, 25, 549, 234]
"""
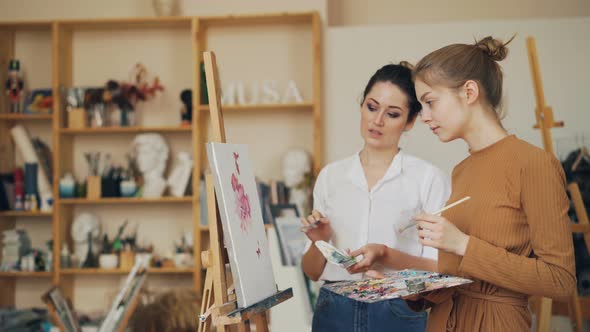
[1, 229, 31, 271]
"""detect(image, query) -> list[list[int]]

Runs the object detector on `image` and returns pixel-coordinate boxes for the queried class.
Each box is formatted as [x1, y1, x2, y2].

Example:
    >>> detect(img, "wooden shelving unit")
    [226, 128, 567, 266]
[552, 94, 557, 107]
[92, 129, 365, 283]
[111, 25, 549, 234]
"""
[58, 197, 193, 205]
[0, 113, 53, 121]
[0, 20, 55, 309]
[0, 11, 322, 310]
[60, 268, 194, 275]
[59, 126, 192, 135]
[0, 271, 53, 277]
[0, 211, 53, 217]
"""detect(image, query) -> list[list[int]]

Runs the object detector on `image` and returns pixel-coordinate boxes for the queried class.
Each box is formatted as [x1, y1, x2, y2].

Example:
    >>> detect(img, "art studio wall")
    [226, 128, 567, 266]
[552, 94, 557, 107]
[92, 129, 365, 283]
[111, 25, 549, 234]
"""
[325, 16, 590, 174]
[327, 0, 590, 26]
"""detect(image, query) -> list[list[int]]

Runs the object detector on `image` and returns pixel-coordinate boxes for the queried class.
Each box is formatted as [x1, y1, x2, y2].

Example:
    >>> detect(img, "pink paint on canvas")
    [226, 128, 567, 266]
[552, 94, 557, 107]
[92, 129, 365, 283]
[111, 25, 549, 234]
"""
[230, 152, 252, 233]
[256, 240, 261, 259]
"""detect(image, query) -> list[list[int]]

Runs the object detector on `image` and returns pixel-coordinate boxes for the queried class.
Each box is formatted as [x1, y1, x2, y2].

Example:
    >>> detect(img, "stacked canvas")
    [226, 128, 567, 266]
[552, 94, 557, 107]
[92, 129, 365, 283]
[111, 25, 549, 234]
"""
[1, 229, 31, 271]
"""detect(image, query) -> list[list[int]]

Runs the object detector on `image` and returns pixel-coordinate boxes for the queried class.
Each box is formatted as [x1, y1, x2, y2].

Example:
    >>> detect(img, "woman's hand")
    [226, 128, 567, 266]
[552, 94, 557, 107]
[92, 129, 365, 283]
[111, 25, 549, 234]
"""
[414, 213, 470, 256]
[300, 210, 333, 243]
[346, 244, 387, 274]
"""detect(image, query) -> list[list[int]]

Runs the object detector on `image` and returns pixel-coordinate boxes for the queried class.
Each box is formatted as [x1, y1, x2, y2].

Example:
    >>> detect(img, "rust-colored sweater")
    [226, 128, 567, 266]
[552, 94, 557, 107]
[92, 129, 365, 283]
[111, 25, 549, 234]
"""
[425, 135, 576, 332]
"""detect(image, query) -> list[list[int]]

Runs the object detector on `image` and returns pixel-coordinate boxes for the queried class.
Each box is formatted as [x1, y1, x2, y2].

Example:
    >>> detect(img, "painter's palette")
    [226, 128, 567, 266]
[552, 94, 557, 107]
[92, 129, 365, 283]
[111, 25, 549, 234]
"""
[322, 269, 472, 303]
[315, 240, 357, 268]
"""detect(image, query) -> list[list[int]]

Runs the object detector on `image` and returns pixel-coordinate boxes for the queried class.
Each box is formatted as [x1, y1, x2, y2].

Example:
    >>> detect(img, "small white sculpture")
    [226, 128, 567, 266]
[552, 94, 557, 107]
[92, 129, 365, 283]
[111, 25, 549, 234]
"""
[282, 149, 313, 216]
[167, 152, 193, 197]
[71, 212, 101, 267]
[131, 133, 169, 198]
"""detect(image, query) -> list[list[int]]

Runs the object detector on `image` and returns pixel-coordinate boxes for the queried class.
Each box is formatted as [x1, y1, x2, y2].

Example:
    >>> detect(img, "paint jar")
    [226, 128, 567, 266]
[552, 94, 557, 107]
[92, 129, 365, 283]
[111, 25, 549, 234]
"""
[89, 103, 107, 128]
[99, 254, 118, 269]
[59, 174, 76, 198]
[120, 180, 137, 197]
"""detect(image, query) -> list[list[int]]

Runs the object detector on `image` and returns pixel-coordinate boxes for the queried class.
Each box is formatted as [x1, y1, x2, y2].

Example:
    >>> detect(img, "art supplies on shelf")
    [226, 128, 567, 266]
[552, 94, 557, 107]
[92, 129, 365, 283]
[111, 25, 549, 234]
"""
[322, 269, 473, 303]
[24, 88, 53, 114]
[1, 229, 32, 271]
[314, 240, 357, 269]
[10, 125, 52, 199]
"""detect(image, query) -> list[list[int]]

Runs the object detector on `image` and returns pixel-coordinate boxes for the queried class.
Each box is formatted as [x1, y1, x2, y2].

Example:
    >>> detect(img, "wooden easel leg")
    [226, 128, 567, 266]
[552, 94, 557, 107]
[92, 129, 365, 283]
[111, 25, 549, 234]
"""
[569, 292, 583, 332]
[536, 297, 553, 332]
[253, 314, 269, 332]
[199, 269, 214, 332]
[237, 321, 251, 332]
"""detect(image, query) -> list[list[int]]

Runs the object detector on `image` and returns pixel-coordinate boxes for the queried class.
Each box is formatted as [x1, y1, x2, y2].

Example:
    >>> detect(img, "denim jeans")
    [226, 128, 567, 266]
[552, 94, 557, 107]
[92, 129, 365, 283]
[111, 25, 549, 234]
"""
[312, 287, 427, 332]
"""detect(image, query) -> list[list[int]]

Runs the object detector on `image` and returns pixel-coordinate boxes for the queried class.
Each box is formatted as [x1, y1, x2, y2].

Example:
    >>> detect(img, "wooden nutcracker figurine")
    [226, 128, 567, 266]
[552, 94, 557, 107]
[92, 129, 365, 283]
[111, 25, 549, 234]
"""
[5, 59, 24, 113]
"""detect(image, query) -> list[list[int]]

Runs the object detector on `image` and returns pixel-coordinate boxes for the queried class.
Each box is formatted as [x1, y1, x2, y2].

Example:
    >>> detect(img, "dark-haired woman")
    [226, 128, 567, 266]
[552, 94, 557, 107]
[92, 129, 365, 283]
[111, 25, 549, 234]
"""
[410, 36, 576, 331]
[301, 63, 450, 332]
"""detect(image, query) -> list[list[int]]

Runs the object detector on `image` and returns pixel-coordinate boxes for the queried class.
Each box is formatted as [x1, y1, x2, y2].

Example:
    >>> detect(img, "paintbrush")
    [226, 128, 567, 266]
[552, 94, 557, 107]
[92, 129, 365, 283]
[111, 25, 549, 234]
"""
[300, 217, 321, 232]
[397, 196, 471, 234]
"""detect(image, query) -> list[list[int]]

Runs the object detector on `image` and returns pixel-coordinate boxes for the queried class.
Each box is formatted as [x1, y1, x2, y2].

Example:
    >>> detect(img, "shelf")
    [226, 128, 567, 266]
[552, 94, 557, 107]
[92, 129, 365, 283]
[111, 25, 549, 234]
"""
[201, 12, 315, 27]
[199, 103, 313, 113]
[0, 21, 52, 30]
[59, 197, 193, 205]
[0, 211, 53, 217]
[60, 126, 191, 135]
[58, 16, 192, 30]
[0, 113, 53, 121]
[60, 268, 194, 275]
[0, 271, 52, 277]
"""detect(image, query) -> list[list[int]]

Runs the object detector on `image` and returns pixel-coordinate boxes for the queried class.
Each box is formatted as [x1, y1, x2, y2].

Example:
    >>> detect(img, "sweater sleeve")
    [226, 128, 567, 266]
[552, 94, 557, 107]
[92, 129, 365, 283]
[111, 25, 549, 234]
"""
[458, 153, 576, 302]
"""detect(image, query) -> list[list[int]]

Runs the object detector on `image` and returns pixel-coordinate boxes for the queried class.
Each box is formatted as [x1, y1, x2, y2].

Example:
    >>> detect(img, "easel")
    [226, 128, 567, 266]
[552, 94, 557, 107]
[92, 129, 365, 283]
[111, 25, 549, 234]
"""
[198, 51, 293, 332]
[527, 36, 590, 332]
[42, 270, 146, 332]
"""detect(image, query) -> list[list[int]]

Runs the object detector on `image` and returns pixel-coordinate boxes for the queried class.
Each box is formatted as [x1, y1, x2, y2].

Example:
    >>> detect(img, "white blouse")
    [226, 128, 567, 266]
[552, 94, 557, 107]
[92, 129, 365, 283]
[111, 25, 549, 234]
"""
[311, 150, 451, 281]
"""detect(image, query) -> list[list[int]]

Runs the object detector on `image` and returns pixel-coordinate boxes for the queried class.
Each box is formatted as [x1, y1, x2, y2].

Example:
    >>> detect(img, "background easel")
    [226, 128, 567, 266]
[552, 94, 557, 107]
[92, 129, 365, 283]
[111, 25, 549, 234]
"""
[41, 270, 146, 332]
[198, 51, 293, 332]
[527, 36, 590, 332]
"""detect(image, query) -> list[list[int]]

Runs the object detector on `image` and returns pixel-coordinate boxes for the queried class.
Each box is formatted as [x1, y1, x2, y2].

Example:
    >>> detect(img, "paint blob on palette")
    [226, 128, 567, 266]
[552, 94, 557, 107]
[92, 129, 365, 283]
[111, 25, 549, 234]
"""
[315, 240, 357, 268]
[323, 269, 472, 303]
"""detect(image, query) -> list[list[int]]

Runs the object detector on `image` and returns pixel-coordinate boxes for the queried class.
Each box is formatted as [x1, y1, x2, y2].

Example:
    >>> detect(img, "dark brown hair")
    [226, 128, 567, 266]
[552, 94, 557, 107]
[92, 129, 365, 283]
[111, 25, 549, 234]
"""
[362, 62, 422, 121]
[414, 36, 514, 118]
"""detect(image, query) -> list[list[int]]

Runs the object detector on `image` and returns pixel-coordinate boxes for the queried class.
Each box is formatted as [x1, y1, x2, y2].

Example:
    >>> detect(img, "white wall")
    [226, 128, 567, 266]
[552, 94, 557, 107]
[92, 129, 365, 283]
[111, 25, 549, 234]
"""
[325, 17, 590, 174]
[0, 0, 327, 21]
[328, 0, 590, 26]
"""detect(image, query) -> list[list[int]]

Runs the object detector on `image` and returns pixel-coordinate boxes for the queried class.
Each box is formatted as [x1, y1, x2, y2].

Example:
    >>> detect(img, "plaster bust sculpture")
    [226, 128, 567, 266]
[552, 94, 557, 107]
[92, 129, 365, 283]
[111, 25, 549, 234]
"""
[282, 149, 313, 216]
[131, 133, 169, 198]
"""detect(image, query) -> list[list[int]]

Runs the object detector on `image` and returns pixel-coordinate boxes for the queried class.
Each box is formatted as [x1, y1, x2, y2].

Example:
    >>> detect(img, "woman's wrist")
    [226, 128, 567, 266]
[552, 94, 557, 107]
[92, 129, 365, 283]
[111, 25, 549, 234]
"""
[455, 234, 470, 256]
[379, 244, 389, 261]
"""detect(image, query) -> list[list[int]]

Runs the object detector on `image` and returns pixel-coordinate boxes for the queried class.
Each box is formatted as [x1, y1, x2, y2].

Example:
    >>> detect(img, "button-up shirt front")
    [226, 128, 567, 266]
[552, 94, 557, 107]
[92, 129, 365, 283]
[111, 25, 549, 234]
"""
[312, 151, 450, 281]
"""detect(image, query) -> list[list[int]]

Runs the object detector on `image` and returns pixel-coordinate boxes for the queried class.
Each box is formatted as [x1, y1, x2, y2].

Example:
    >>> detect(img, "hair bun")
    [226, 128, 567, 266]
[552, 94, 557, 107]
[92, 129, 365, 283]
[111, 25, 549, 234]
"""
[475, 36, 512, 62]
[398, 61, 415, 70]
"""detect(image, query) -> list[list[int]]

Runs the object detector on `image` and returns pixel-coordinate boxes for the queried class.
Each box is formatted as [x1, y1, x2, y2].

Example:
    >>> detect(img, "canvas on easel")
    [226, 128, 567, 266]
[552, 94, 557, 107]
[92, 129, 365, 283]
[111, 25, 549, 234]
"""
[206, 142, 278, 307]
[198, 51, 292, 332]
